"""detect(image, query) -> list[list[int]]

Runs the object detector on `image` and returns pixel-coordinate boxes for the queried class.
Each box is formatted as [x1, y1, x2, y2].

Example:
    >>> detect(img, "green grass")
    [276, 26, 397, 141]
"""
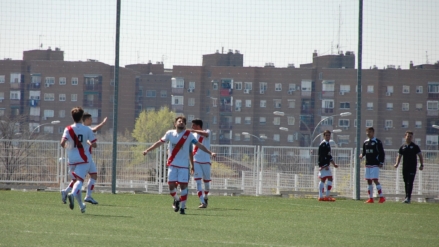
[0, 191, 438, 247]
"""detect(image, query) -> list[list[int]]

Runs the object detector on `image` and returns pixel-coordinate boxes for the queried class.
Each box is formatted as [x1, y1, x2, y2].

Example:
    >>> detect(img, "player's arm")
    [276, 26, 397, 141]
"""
[143, 140, 165, 155]
[394, 154, 402, 168]
[330, 160, 338, 168]
[189, 149, 194, 174]
[194, 141, 216, 157]
[360, 142, 366, 158]
[317, 144, 324, 168]
[60, 137, 67, 148]
[378, 141, 385, 167]
[190, 129, 209, 137]
[418, 152, 424, 171]
[91, 117, 108, 133]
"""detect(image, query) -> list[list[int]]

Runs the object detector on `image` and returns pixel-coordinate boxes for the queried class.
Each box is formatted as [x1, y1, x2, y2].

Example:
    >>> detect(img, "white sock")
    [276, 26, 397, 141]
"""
[64, 179, 76, 193]
[368, 184, 374, 198]
[326, 181, 332, 197]
[319, 181, 324, 198]
[204, 182, 210, 199]
[72, 181, 83, 206]
[180, 188, 188, 209]
[86, 178, 96, 198]
[196, 180, 205, 204]
[376, 184, 383, 197]
[170, 188, 179, 201]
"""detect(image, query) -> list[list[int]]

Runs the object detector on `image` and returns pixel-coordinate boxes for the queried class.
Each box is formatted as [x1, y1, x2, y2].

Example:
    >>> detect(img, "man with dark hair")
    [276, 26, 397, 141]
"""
[189, 119, 211, 208]
[143, 116, 216, 214]
[394, 131, 424, 203]
[60, 107, 97, 213]
[360, 127, 386, 203]
[317, 130, 338, 201]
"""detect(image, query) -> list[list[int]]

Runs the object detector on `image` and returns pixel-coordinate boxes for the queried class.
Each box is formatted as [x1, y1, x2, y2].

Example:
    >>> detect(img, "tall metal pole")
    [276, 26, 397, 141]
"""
[355, 0, 363, 200]
[111, 0, 121, 194]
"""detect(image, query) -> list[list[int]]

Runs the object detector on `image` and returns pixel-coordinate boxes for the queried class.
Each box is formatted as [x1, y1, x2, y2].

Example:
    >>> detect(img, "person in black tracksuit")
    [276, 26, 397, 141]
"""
[317, 130, 338, 201]
[394, 131, 424, 203]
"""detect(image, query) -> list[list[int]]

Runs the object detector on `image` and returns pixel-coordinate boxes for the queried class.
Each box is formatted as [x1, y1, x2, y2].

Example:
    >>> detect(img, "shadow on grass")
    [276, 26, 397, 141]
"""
[85, 214, 134, 218]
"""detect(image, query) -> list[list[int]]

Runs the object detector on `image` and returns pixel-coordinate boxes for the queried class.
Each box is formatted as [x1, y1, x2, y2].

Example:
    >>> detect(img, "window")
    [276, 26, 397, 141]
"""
[274, 83, 282, 91]
[212, 132, 217, 141]
[211, 97, 217, 107]
[428, 82, 439, 93]
[259, 117, 266, 125]
[0, 92, 5, 100]
[274, 99, 281, 108]
[44, 93, 55, 101]
[10, 73, 21, 83]
[415, 138, 421, 147]
[213, 82, 218, 90]
[273, 117, 280, 125]
[402, 85, 410, 94]
[386, 103, 393, 110]
[366, 120, 373, 127]
[189, 81, 195, 89]
[402, 120, 409, 128]
[385, 137, 392, 146]
[244, 82, 253, 90]
[273, 134, 280, 142]
[340, 85, 350, 93]
[402, 103, 409, 111]
[44, 109, 54, 117]
[340, 102, 350, 109]
[234, 133, 241, 141]
[301, 80, 312, 91]
[287, 116, 295, 125]
[426, 135, 438, 145]
[0, 75, 5, 83]
[10, 91, 20, 100]
[43, 126, 54, 134]
[146, 90, 156, 97]
[367, 85, 374, 93]
[338, 119, 350, 127]
[235, 99, 242, 108]
[385, 120, 393, 128]
[235, 82, 242, 90]
[319, 72, 323, 80]
[59, 94, 66, 101]
[71, 94, 77, 101]
[260, 82, 267, 93]
[245, 117, 251, 125]
[45, 77, 55, 85]
[59, 77, 66, 85]
[288, 100, 295, 108]
[338, 135, 350, 145]
[427, 101, 438, 110]
[29, 123, 40, 133]
[288, 84, 296, 92]
[416, 103, 422, 110]
[187, 115, 195, 122]
[146, 107, 155, 112]
[172, 96, 184, 105]
[387, 86, 394, 93]
[188, 98, 195, 106]
[59, 110, 65, 118]
[71, 77, 78, 85]
[416, 86, 423, 94]
[235, 117, 241, 124]
[415, 121, 422, 128]
[29, 107, 40, 116]
[0, 108, 4, 116]
[260, 100, 266, 108]
[287, 135, 294, 142]
[245, 100, 252, 108]
[322, 100, 334, 109]
[212, 116, 217, 124]
[367, 102, 373, 110]
[172, 77, 184, 88]
[321, 116, 333, 126]
[243, 134, 250, 141]
[58, 127, 64, 134]
[322, 80, 335, 91]
[160, 90, 167, 97]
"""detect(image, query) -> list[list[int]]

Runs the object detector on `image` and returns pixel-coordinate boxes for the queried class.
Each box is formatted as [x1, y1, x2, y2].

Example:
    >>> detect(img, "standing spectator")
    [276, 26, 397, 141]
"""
[317, 130, 338, 201]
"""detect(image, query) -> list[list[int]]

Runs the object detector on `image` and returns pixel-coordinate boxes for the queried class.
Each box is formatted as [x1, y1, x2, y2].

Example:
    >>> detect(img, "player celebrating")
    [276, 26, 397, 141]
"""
[189, 119, 212, 208]
[394, 131, 424, 203]
[60, 107, 97, 213]
[360, 127, 386, 203]
[143, 116, 216, 214]
[317, 130, 338, 201]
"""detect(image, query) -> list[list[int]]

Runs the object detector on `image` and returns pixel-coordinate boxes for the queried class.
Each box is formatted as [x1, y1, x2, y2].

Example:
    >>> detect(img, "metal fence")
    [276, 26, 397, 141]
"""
[1, 140, 438, 200]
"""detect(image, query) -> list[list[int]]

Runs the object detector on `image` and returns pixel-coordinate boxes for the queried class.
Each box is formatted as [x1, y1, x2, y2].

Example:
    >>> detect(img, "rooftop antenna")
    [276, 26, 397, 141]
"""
[337, 4, 342, 54]
[39, 35, 44, 49]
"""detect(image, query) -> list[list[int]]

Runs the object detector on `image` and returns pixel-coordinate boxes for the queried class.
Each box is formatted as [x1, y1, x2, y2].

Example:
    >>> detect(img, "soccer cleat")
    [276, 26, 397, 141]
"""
[80, 204, 86, 213]
[84, 196, 98, 205]
[204, 198, 208, 205]
[180, 208, 185, 214]
[326, 196, 336, 202]
[68, 193, 74, 210]
[364, 198, 374, 203]
[173, 200, 180, 212]
[318, 197, 325, 201]
[379, 197, 386, 203]
[198, 203, 207, 208]
[61, 190, 67, 204]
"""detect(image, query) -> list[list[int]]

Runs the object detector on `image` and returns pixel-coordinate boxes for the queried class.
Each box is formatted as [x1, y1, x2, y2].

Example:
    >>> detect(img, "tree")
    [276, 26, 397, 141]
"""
[132, 106, 176, 143]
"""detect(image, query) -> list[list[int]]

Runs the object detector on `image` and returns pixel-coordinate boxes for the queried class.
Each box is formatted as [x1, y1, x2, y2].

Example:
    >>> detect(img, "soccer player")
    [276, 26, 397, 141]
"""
[60, 107, 97, 213]
[394, 131, 424, 203]
[142, 116, 216, 214]
[82, 113, 107, 204]
[359, 127, 386, 203]
[317, 130, 338, 201]
[189, 119, 211, 208]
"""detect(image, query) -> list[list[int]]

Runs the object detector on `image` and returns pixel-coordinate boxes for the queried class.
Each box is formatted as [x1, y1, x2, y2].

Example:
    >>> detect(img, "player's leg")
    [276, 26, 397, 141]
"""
[193, 163, 206, 207]
[318, 178, 326, 200]
[364, 167, 374, 203]
[406, 171, 416, 203]
[326, 177, 335, 201]
[85, 160, 98, 204]
[402, 170, 409, 202]
[70, 163, 90, 213]
[167, 166, 180, 212]
[62, 165, 76, 203]
[177, 168, 189, 214]
[202, 164, 211, 205]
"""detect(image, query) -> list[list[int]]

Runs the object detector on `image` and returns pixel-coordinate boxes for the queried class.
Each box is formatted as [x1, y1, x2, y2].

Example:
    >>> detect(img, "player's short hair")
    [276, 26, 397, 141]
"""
[174, 116, 187, 125]
[366, 127, 375, 133]
[82, 112, 92, 122]
[323, 130, 331, 136]
[192, 119, 203, 128]
[405, 130, 413, 136]
[71, 107, 84, 123]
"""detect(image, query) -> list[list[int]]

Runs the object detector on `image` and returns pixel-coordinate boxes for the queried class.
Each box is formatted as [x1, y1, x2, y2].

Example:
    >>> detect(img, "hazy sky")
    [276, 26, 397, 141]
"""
[0, 0, 437, 69]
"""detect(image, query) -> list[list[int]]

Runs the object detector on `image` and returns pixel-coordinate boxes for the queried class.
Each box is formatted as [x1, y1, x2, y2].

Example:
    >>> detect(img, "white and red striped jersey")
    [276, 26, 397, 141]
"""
[161, 129, 197, 168]
[193, 129, 211, 164]
[62, 123, 96, 165]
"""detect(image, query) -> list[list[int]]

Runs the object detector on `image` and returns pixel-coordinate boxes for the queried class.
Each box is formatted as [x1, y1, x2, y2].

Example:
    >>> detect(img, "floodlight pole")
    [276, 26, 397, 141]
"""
[355, 0, 363, 200]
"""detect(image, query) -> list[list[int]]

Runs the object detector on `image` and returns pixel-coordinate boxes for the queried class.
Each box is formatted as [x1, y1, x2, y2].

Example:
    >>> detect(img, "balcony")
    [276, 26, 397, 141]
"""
[321, 108, 334, 114]
[428, 93, 439, 99]
[171, 88, 184, 94]
[29, 83, 41, 89]
[322, 91, 334, 98]
[220, 105, 232, 112]
[29, 115, 40, 122]
[171, 105, 183, 112]
[10, 83, 24, 89]
[301, 91, 312, 98]
[300, 108, 314, 114]
[83, 100, 102, 108]
[84, 84, 102, 91]
[10, 99, 21, 105]
[29, 99, 40, 107]
[427, 110, 439, 117]
[219, 122, 233, 130]
[220, 88, 233, 96]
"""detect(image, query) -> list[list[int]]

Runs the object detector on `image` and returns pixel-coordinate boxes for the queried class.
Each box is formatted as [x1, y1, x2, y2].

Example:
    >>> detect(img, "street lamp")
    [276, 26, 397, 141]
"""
[311, 129, 342, 147]
[242, 132, 267, 143]
[29, 120, 61, 137]
[310, 112, 351, 143]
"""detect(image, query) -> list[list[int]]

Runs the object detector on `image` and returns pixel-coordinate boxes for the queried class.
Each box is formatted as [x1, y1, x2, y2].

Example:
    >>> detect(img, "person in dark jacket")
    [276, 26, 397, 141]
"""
[317, 130, 338, 201]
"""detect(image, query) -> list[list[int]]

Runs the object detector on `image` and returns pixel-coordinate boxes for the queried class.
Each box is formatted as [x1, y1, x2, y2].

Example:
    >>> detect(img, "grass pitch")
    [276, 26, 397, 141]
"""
[0, 190, 438, 247]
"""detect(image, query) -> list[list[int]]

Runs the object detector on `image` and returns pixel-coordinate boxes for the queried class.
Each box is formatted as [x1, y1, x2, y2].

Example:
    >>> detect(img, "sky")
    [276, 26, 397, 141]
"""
[0, 0, 438, 69]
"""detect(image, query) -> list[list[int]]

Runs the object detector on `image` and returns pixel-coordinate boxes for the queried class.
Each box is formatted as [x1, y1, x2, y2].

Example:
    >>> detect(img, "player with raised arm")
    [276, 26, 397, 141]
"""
[360, 127, 386, 203]
[394, 131, 424, 203]
[60, 107, 97, 213]
[142, 116, 216, 214]
[189, 119, 212, 208]
[317, 130, 339, 201]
